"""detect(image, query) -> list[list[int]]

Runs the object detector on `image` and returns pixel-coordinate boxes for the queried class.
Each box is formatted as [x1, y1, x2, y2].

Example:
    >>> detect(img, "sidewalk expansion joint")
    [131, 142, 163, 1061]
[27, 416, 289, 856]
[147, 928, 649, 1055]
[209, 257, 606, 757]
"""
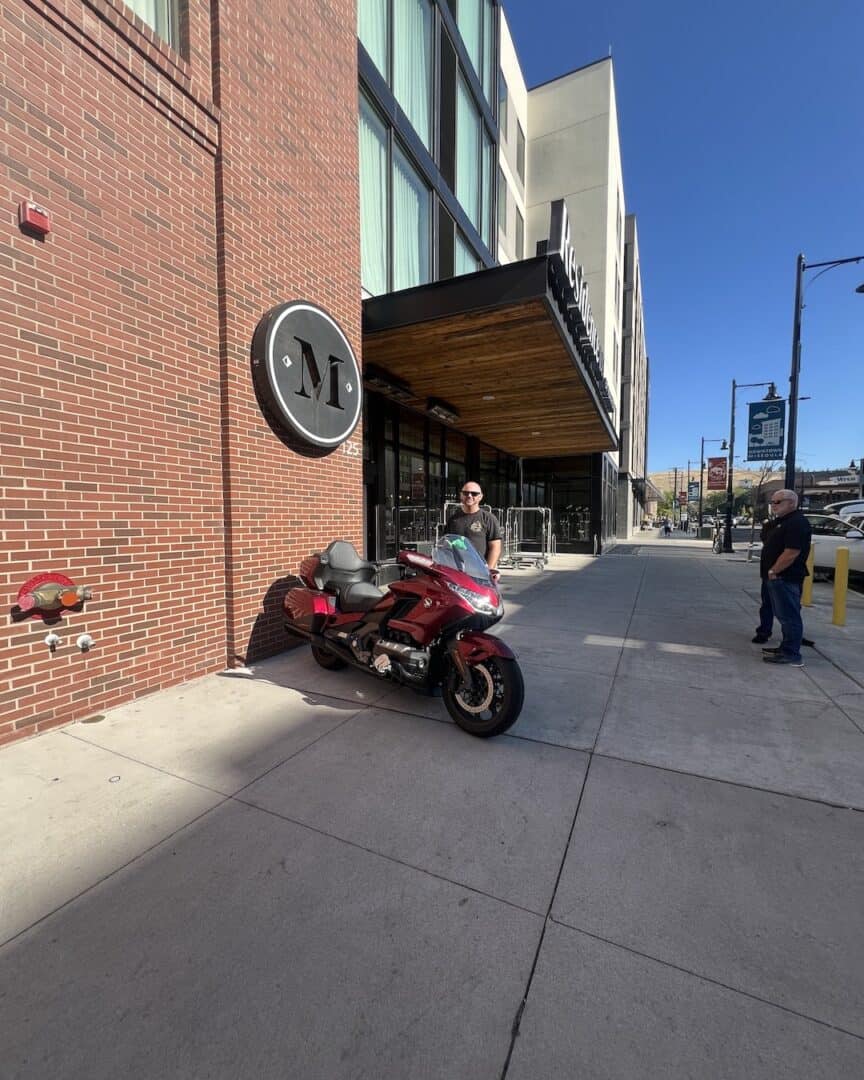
[548, 920, 864, 1044]
[592, 749, 864, 813]
[0, 796, 231, 953]
[499, 752, 597, 1079]
[227, 795, 546, 919]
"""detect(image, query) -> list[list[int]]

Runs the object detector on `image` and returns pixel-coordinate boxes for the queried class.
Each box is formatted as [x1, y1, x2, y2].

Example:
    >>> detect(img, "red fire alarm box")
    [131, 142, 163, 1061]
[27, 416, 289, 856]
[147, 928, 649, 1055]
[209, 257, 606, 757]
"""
[19, 201, 51, 236]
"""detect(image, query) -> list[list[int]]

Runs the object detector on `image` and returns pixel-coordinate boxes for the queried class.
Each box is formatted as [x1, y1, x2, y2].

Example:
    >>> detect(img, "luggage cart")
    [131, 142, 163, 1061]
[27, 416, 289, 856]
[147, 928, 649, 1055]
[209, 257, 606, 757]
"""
[498, 507, 553, 570]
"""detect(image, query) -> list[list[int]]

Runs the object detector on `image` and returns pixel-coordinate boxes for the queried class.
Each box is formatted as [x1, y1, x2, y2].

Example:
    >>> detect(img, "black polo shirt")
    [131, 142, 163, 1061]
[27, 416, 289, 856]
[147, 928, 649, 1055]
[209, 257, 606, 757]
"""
[760, 509, 812, 583]
[445, 509, 502, 560]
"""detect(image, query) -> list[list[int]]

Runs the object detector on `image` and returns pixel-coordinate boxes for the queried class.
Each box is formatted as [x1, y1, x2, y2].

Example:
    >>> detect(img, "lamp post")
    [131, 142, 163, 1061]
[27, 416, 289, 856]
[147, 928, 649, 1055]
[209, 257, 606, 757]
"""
[723, 381, 781, 553]
[786, 253, 864, 490]
[698, 437, 727, 528]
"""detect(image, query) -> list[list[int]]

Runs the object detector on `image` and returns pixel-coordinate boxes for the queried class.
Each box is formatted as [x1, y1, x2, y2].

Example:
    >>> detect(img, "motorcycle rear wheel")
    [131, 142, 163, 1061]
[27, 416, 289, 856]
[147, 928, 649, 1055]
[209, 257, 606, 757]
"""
[311, 644, 347, 670]
[443, 656, 524, 738]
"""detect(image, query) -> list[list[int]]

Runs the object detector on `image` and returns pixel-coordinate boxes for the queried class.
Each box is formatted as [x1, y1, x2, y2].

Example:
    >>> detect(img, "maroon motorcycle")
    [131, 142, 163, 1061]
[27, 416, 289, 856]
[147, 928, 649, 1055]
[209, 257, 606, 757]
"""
[283, 534, 524, 737]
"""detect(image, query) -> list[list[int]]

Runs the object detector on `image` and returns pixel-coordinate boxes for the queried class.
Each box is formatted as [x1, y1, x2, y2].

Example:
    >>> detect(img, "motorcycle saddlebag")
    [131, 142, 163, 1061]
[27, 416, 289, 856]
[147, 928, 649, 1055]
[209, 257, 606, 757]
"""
[284, 587, 334, 635]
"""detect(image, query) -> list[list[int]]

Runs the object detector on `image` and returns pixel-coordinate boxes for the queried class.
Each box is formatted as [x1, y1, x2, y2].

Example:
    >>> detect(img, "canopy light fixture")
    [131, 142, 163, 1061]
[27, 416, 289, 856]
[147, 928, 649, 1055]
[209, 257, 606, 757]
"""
[426, 397, 460, 425]
[363, 364, 414, 403]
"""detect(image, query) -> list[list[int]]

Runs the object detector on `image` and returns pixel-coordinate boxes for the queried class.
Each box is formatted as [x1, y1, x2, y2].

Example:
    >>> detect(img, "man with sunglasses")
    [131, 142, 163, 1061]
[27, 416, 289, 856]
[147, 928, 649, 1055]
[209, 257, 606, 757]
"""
[758, 489, 812, 666]
[446, 483, 502, 578]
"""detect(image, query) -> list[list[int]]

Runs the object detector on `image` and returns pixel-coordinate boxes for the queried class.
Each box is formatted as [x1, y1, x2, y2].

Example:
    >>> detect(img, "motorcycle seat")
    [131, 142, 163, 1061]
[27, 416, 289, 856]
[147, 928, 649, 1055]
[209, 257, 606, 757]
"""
[317, 540, 381, 607]
[339, 581, 388, 613]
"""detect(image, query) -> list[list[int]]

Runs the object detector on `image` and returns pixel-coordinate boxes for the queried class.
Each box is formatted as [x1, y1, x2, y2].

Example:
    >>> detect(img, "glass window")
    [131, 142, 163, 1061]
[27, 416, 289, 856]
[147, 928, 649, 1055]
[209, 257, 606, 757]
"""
[455, 231, 479, 277]
[126, 0, 179, 47]
[497, 167, 507, 232]
[498, 71, 508, 141]
[516, 120, 525, 184]
[358, 0, 388, 78]
[515, 207, 524, 258]
[481, 127, 493, 247]
[456, 75, 481, 233]
[394, 0, 433, 149]
[359, 95, 389, 296]
[399, 410, 426, 450]
[482, 0, 494, 101]
[392, 144, 431, 290]
[457, 0, 482, 83]
[446, 460, 466, 504]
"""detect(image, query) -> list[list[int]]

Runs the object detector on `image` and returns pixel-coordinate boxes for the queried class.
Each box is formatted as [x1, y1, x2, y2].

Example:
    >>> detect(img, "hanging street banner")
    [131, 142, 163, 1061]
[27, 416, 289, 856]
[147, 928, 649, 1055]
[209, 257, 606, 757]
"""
[707, 456, 727, 490]
[746, 399, 786, 461]
[688, 481, 700, 500]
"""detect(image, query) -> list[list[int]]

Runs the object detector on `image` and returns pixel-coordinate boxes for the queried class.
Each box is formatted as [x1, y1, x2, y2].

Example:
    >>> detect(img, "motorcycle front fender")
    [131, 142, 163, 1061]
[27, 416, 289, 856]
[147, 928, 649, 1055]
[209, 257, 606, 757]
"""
[454, 631, 516, 665]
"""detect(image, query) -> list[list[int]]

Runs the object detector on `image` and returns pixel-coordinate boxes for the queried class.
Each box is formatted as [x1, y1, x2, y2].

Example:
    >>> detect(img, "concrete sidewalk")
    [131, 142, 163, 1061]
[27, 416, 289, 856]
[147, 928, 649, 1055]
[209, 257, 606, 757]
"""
[2, 542, 863, 1078]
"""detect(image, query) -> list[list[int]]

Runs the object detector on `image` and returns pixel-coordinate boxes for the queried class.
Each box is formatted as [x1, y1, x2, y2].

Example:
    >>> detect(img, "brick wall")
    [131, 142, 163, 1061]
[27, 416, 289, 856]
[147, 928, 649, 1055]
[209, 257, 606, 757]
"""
[213, 0, 363, 665]
[0, 0, 363, 745]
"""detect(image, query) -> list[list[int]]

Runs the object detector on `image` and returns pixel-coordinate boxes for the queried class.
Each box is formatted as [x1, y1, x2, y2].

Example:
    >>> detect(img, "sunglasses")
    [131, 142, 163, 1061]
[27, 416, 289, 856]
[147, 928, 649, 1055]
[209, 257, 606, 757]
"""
[461, 490, 482, 498]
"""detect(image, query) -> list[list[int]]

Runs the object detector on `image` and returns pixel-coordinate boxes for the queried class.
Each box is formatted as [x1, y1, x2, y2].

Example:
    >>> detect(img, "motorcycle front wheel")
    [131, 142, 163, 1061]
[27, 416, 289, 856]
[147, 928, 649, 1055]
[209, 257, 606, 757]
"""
[442, 656, 524, 738]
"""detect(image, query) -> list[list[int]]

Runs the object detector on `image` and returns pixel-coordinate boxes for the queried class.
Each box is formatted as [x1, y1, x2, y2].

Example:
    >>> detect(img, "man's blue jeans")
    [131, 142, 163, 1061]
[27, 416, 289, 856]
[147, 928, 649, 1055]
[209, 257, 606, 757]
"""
[757, 580, 774, 637]
[766, 578, 803, 660]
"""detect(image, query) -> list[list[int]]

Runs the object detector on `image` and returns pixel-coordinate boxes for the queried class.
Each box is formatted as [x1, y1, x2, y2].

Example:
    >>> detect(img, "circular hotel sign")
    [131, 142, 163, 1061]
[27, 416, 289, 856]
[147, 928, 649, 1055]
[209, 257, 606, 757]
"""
[252, 301, 361, 449]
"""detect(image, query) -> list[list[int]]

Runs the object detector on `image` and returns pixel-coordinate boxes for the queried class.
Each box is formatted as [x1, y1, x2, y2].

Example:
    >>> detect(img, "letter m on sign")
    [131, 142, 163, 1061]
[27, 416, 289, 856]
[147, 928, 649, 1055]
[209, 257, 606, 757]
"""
[293, 337, 345, 410]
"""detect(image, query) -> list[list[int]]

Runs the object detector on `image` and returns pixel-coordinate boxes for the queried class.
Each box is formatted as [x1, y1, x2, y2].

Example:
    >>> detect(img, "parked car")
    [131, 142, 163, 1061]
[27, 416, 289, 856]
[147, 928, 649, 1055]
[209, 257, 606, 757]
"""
[823, 499, 864, 520]
[804, 514, 864, 577]
[746, 514, 864, 577]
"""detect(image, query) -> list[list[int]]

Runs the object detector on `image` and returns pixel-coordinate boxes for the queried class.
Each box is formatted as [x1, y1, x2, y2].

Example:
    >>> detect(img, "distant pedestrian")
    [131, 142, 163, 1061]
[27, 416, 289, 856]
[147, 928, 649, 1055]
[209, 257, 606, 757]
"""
[759, 490, 812, 667]
[663, 518, 671, 537]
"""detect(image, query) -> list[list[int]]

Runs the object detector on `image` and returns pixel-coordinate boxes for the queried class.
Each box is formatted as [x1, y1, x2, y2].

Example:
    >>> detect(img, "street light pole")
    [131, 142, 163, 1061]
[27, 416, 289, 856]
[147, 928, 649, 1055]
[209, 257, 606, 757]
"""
[673, 466, 678, 526]
[698, 436, 727, 529]
[785, 252, 864, 490]
[723, 381, 780, 554]
[785, 254, 805, 491]
[723, 379, 737, 553]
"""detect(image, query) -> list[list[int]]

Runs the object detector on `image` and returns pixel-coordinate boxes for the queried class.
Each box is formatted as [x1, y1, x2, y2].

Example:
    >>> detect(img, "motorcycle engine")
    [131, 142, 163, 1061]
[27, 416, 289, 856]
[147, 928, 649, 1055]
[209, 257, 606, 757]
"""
[371, 639, 430, 681]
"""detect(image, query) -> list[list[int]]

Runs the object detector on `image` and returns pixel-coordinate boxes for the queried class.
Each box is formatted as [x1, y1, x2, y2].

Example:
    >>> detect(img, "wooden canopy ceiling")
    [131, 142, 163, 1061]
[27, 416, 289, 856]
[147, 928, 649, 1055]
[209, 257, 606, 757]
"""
[362, 260, 618, 459]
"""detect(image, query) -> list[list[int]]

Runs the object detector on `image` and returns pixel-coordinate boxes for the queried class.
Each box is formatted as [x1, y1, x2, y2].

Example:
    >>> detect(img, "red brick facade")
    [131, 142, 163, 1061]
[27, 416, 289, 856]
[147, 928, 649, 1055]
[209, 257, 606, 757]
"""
[0, 0, 363, 746]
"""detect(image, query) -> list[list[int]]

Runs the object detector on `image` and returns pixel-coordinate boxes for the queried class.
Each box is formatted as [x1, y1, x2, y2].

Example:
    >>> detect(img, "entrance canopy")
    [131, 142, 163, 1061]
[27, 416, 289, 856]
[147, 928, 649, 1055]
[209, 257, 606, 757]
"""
[362, 256, 618, 459]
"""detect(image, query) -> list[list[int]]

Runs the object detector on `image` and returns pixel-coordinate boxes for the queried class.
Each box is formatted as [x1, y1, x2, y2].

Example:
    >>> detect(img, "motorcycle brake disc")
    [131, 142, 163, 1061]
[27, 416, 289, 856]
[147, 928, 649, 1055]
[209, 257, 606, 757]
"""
[456, 665, 495, 714]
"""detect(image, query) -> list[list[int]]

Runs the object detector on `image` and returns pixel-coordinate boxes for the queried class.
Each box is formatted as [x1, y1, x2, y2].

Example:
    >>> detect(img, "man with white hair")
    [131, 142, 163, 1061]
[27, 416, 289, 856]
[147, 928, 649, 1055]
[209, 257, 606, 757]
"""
[759, 489, 812, 666]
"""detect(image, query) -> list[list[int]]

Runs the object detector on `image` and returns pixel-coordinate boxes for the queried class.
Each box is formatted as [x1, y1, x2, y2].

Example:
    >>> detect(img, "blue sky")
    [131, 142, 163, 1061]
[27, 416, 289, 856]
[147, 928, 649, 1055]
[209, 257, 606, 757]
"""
[505, 0, 864, 475]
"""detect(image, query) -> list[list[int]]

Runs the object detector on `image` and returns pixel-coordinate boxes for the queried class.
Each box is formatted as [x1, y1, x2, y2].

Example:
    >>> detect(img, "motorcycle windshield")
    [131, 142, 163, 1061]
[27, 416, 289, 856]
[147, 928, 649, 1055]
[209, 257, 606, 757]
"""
[433, 534, 491, 583]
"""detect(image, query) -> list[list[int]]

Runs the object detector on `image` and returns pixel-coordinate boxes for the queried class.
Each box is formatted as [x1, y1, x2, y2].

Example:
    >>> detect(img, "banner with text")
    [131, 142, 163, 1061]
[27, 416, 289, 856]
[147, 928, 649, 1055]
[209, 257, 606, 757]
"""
[707, 457, 728, 490]
[688, 481, 700, 500]
[746, 399, 786, 461]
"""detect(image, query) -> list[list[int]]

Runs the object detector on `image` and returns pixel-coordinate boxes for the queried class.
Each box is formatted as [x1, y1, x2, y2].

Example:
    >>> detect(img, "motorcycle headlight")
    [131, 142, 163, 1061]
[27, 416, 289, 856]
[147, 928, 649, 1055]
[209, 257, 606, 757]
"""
[446, 580, 502, 616]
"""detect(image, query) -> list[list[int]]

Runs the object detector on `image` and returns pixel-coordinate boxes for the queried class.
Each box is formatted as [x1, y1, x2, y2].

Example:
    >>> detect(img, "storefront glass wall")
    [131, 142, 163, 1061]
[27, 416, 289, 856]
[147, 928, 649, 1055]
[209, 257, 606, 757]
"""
[365, 394, 519, 558]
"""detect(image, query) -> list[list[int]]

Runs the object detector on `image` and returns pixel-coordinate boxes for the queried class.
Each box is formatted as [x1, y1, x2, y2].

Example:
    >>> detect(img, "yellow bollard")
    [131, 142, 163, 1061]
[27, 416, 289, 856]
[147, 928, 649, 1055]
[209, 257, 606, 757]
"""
[801, 547, 815, 607]
[832, 547, 850, 626]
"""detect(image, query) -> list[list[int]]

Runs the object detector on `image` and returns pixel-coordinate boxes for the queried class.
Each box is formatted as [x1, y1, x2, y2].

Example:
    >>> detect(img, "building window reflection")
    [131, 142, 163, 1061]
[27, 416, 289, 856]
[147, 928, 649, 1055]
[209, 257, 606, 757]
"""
[359, 0, 433, 150]
[359, 93, 432, 295]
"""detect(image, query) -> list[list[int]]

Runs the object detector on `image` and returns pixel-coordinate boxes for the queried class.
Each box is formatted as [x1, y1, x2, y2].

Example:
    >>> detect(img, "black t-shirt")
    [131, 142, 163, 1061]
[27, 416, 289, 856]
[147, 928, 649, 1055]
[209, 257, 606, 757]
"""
[445, 509, 502, 560]
[760, 509, 812, 582]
